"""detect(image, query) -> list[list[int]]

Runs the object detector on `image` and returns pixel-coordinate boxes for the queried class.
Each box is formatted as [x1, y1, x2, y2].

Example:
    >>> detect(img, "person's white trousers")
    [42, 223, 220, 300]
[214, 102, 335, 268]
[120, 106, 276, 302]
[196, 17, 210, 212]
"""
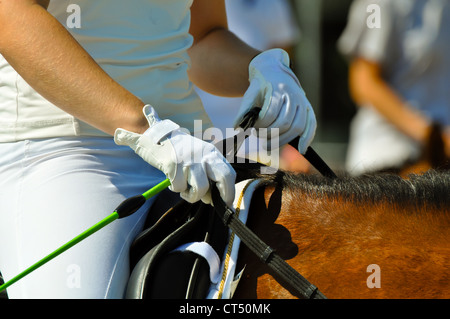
[0, 137, 165, 298]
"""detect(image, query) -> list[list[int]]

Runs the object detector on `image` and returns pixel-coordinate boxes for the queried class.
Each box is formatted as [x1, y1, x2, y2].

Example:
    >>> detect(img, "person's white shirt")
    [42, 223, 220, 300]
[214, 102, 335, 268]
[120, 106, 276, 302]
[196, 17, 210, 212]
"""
[0, 0, 211, 142]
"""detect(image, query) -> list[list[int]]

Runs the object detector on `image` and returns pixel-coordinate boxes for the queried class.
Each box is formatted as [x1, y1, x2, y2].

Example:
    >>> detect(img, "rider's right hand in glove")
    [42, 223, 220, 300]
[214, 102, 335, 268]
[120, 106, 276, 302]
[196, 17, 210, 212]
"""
[114, 105, 236, 206]
[233, 49, 317, 154]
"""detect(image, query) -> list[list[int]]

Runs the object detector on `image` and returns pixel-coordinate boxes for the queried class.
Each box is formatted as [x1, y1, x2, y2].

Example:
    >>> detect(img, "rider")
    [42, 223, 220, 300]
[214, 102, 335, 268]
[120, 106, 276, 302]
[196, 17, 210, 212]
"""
[339, 0, 450, 174]
[0, 0, 316, 298]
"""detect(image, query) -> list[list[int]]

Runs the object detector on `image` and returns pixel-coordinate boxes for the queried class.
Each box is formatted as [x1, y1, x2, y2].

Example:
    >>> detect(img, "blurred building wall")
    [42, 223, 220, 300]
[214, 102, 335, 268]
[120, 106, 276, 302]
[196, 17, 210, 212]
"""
[291, 0, 355, 170]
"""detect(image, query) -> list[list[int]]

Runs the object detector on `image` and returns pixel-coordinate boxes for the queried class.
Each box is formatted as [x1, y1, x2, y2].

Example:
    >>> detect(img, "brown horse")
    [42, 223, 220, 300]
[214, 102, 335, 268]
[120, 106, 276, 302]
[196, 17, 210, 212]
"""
[396, 123, 449, 177]
[233, 170, 450, 299]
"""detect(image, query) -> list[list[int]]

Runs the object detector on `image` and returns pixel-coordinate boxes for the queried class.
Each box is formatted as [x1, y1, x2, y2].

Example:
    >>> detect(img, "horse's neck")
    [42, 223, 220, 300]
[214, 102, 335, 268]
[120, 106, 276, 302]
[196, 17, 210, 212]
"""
[243, 183, 449, 299]
[262, 186, 448, 250]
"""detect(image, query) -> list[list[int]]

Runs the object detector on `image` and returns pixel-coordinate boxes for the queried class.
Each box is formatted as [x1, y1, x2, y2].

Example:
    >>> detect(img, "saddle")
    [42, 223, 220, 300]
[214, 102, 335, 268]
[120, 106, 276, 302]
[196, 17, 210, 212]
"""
[126, 189, 229, 299]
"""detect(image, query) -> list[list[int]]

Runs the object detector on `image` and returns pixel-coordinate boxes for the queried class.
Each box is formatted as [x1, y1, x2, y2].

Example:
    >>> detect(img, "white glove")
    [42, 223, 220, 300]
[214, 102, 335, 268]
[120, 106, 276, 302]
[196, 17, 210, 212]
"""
[114, 105, 236, 206]
[233, 49, 317, 154]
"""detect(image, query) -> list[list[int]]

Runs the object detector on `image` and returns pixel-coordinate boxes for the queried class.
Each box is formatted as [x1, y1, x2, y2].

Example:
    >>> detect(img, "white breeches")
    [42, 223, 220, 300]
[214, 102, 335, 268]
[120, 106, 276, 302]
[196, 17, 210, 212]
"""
[0, 137, 166, 298]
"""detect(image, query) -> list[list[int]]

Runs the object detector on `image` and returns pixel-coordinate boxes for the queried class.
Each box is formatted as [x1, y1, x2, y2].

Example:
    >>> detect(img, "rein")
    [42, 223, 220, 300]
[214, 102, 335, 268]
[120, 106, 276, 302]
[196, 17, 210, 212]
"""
[237, 106, 337, 179]
[210, 180, 327, 299]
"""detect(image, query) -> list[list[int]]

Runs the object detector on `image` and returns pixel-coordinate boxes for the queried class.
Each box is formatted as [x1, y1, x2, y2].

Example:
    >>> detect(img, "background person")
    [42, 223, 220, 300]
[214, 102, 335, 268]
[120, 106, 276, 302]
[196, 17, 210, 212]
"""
[338, 0, 450, 175]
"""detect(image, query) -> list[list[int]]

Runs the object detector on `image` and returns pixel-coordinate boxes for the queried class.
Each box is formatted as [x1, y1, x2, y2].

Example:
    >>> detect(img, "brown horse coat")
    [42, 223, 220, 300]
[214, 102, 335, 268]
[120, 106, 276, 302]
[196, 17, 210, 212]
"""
[234, 171, 450, 299]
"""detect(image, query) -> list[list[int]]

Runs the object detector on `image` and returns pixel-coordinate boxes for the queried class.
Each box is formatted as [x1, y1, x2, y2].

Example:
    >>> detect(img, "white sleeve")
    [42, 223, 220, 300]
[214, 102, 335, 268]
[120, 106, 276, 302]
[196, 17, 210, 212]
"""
[225, 0, 300, 50]
[337, 0, 395, 63]
[262, 0, 301, 48]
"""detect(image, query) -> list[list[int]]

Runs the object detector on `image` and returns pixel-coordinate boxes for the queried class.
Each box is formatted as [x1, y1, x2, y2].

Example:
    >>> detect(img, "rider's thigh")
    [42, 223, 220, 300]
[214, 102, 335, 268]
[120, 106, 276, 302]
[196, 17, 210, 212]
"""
[0, 137, 164, 298]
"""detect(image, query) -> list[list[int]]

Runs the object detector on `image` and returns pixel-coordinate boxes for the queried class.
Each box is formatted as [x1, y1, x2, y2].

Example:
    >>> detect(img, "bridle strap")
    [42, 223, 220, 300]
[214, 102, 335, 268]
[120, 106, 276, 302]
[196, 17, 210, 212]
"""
[210, 183, 327, 299]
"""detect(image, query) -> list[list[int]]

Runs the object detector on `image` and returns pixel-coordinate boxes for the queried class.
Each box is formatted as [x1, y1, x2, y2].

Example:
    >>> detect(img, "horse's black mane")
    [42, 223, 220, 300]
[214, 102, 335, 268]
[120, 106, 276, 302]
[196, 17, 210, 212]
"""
[235, 164, 450, 210]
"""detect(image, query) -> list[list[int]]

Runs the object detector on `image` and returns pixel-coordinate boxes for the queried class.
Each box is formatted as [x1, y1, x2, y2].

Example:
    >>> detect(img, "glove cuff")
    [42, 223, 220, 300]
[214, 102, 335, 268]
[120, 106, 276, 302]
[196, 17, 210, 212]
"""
[144, 119, 180, 144]
[249, 48, 291, 72]
[142, 104, 161, 127]
[141, 104, 181, 144]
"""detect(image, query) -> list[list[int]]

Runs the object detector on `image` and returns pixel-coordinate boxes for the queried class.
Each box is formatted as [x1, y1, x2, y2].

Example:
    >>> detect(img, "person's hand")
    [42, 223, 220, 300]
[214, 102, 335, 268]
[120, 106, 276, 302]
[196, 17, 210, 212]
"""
[115, 105, 236, 206]
[233, 49, 317, 154]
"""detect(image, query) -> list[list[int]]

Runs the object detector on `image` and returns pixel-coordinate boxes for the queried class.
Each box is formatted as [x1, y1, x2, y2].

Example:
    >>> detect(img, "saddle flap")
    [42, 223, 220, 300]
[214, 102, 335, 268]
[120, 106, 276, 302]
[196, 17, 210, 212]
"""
[126, 198, 228, 299]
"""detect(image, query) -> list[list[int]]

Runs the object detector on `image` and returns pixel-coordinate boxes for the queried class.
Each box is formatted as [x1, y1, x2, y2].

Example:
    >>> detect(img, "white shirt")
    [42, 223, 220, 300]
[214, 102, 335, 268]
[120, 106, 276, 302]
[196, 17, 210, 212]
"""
[225, 0, 301, 52]
[0, 0, 210, 142]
